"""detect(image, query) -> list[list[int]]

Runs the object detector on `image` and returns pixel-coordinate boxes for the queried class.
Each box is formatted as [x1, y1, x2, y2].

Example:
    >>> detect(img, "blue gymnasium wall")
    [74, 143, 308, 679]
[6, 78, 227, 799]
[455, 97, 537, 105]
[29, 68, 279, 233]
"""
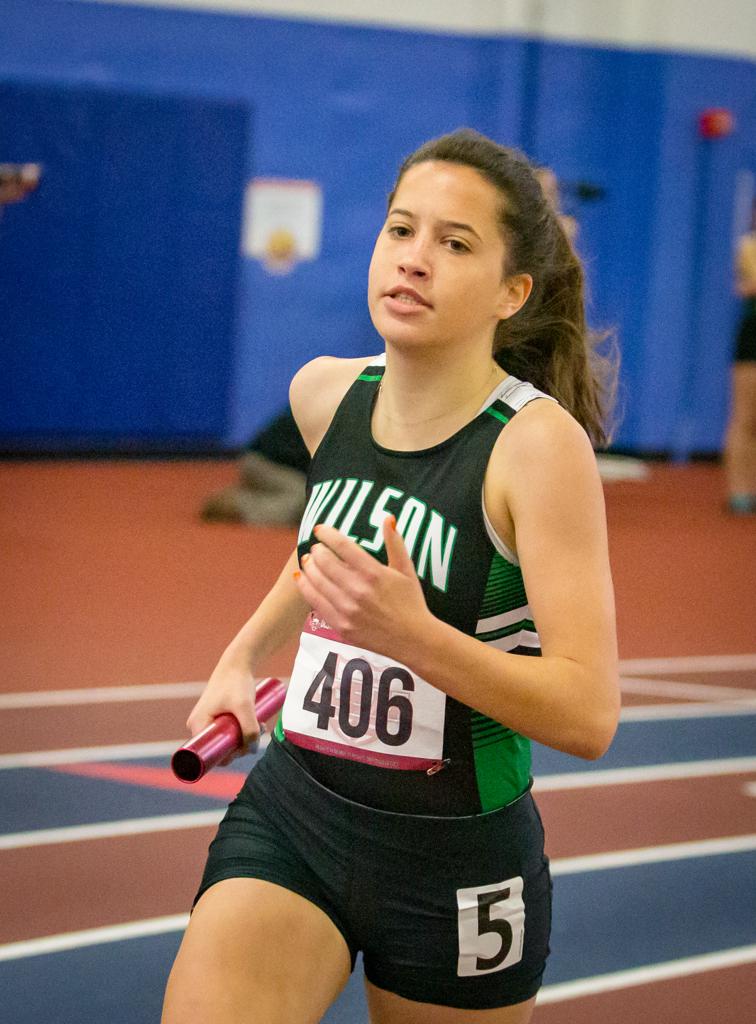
[0, 0, 754, 453]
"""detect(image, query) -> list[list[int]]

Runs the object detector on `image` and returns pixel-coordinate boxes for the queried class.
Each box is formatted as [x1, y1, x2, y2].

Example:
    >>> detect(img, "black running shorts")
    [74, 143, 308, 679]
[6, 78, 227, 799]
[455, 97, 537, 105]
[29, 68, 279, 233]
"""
[195, 738, 552, 1010]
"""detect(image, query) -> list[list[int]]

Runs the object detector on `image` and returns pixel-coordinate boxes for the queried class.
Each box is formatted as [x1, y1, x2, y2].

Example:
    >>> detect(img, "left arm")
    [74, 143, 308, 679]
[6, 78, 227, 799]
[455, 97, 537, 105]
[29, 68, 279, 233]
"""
[296, 404, 619, 760]
[417, 401, 619, 759]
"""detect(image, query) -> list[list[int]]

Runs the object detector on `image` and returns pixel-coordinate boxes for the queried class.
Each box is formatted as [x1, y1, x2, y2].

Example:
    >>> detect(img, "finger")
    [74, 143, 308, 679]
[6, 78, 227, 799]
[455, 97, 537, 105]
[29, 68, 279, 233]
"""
[233, 707, 261, 747]
[294, 565, 342, 627]
[312, 523, 377, 571]
[186, 710, 214, 735]
[303, 547, 354, 605]
[303, 544, 352, 593]
[383, 514, 417, 577]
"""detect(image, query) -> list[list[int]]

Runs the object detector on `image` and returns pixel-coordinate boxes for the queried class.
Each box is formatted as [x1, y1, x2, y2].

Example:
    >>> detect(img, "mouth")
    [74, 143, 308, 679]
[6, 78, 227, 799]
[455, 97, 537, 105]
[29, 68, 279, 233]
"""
[383, 287, 432, 310]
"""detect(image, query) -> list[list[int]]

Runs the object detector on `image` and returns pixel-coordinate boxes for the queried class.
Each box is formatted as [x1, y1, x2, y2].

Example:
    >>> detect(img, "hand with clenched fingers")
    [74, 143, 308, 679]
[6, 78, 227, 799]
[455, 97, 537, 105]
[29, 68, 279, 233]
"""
[294, 517, 433, 663]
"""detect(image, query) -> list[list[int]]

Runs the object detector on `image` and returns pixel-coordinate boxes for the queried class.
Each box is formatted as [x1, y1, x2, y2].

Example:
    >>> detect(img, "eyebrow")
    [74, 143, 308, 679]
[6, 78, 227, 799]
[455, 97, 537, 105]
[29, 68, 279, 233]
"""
[388, 208, 483, 243]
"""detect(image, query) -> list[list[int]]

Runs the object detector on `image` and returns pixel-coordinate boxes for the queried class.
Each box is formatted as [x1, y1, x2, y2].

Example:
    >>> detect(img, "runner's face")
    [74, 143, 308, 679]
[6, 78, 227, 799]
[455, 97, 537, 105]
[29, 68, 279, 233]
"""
[368, 161, 523, 352]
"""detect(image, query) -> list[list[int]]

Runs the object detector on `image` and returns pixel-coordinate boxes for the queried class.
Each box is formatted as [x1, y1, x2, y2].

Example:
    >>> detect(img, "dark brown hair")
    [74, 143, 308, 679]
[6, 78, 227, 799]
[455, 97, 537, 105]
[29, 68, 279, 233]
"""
[388, 129, 618, 447]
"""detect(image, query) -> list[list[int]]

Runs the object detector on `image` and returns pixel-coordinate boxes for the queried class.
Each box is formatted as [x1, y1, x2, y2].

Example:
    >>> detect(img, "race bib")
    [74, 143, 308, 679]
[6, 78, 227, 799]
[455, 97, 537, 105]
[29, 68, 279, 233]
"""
[282, 614, 446, 770]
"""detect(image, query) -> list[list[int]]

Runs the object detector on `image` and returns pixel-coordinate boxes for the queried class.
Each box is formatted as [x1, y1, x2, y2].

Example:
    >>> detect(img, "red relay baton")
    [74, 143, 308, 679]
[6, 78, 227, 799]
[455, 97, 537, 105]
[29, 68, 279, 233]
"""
[171, 676, 286, 784]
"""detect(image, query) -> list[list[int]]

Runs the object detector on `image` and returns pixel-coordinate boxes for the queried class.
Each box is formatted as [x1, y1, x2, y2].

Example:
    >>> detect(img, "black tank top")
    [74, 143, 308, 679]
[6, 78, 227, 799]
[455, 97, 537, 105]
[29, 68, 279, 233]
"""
[274, 357, 554, 815]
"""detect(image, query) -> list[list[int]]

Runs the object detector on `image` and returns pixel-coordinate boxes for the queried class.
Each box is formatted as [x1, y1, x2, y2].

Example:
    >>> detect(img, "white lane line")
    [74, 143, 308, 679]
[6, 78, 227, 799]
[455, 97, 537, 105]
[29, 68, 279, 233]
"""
[537, 944, 756, 1004]
[620, 677, 756, 701]
[535, 757, 756, 791]
[0, 812, 224, 850]
[2, 656, 752, 710]
[0, 678, 290, 710]
[4, 808, 754, 879]
[0, 915, 190, 963]
[551, 834, 756, 876]
[14, 677, 753, 712]
[0, 705, 749, 768]
[620, 653, 756, 675]
[0, 732, 270, 770]
[3, 893, 756, 971]
[744, 782, 756, 798]
[0, 741, 183, 769]
[620, 701, 756, 721]
[0, 683, 206, 709]
[0, 744, 749, 787]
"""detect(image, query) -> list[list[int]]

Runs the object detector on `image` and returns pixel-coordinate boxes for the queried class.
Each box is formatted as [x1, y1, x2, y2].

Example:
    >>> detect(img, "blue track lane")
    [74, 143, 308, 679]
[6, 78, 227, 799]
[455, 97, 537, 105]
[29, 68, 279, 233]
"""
[2, 714, 754, 835]
[533, 713, 756, 775]
[1, 768, 227, 834]
[546, 852, 756, 981]
[2, 851, 754, 1023]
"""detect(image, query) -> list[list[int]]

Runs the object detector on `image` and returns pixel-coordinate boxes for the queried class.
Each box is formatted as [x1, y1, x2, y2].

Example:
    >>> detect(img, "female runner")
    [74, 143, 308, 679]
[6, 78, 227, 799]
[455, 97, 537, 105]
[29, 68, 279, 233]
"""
[162, 129, 619, 1024]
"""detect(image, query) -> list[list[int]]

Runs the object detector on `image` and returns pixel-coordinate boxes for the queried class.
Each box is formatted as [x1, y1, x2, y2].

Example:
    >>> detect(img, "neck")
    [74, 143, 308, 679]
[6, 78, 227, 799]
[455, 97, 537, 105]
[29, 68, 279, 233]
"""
[373, 346, 505, 447]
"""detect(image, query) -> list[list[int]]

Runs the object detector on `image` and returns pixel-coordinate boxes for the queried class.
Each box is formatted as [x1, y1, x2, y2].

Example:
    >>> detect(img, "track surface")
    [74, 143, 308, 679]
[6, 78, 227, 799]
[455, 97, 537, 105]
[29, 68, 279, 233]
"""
[1, 459, 755, 1022]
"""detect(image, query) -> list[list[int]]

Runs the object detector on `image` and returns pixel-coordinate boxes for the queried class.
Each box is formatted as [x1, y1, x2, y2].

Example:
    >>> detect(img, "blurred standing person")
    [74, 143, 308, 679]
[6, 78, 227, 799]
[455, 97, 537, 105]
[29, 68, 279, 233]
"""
[724, 201, 756, 515]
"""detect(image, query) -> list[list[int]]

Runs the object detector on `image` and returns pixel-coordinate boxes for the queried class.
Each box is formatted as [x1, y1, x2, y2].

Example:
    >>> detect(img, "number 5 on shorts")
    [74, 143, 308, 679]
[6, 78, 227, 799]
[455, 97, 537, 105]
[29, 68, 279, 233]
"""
[456, 876, 525, 976]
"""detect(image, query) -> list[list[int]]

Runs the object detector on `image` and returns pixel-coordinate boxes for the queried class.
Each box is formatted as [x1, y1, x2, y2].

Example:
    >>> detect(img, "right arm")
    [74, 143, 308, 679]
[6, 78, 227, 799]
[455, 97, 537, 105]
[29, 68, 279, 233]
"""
[186, 548, 309, 748]
[186, 355, 372, 749]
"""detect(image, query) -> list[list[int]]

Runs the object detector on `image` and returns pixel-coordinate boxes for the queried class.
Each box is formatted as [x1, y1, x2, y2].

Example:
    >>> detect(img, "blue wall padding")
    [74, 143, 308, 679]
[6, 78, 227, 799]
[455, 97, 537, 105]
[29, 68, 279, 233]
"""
[0, 79, 248, 445]
[0, 1, 754, 452]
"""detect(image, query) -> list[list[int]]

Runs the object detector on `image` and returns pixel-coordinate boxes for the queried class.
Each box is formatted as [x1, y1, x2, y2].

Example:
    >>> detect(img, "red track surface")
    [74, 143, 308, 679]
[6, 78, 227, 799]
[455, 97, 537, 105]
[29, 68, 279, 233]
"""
[2, 460, 754, 697]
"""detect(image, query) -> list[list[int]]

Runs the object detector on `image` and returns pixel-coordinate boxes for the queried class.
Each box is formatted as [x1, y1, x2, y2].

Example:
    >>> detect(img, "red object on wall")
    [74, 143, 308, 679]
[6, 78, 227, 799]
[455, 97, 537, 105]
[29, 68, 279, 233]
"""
[698, 108, 735, 138]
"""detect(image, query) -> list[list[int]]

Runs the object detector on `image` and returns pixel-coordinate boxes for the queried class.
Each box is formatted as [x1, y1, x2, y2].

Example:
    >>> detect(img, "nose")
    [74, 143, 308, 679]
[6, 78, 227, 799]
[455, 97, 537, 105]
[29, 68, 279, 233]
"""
[398, 235, 431, 279]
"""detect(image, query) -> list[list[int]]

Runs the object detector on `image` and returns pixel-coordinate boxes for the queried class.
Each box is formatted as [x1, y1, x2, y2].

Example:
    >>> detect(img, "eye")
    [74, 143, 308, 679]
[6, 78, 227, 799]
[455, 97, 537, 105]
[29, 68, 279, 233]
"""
[387, 224, 412, 238]
[446, 238, 471, 254]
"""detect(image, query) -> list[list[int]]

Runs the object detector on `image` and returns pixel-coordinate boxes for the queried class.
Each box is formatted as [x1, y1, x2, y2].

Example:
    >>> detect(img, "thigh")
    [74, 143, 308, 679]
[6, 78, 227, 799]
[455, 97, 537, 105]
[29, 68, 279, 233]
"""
[365, 982, 536, 1024]
[162, 878, 351, 1024]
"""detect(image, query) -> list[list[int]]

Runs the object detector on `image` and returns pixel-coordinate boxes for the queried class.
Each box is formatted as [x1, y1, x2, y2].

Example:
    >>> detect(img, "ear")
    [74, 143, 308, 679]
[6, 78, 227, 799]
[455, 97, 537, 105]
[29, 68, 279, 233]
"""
[496, 273, 533, 320]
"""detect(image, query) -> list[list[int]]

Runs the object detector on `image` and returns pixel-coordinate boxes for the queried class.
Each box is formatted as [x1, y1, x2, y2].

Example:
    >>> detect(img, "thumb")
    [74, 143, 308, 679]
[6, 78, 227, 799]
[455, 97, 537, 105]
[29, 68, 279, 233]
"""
[383, 515, 416, 577]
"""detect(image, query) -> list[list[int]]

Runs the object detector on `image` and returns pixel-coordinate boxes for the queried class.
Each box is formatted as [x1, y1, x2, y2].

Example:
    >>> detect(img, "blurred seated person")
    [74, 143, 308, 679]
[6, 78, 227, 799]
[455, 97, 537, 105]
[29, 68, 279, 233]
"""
[201, 409, 309, 526]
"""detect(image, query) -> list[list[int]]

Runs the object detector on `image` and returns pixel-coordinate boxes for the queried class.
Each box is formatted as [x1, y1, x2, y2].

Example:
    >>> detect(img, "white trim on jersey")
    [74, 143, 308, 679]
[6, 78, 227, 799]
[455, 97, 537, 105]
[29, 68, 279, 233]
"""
[486, 630, 541, 652]
[481, 497, 520, 566]
[476, 604, 533, 636]
[478, 373, 556, 568]
[482, 374, 557, 415]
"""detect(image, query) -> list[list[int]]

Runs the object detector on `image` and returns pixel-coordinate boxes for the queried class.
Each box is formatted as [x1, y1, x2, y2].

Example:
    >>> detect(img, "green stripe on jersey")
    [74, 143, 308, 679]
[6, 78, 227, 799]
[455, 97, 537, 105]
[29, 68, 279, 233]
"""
[471, 552, 534, 809]
[357, 372, 384, 382]
[485, 407, 509, 424]
[478, 551, 528, 620]
[470, 711, 531, 810]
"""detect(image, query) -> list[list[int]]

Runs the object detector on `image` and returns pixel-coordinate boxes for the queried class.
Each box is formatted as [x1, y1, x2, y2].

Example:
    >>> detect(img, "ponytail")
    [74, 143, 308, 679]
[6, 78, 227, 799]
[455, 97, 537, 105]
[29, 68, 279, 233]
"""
[493, 219, 618, 447]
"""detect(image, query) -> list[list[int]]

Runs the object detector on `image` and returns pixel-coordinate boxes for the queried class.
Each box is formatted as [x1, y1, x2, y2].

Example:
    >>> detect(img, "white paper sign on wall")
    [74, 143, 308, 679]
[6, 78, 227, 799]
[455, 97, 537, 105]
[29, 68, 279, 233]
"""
[242, 177, 323, 274]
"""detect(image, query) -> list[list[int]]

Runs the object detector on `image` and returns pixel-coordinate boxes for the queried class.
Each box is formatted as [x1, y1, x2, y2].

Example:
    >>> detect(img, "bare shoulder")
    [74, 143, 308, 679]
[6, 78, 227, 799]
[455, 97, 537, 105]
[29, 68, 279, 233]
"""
[487, 398, 603, 530]
[290, 355, 379, 455]
[502, 397, 596, 465]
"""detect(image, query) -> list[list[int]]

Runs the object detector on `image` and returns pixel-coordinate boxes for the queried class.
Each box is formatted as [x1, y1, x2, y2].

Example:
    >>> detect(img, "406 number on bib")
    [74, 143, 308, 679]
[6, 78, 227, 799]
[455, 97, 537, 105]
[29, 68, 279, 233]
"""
[303, 651, 414, 746]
